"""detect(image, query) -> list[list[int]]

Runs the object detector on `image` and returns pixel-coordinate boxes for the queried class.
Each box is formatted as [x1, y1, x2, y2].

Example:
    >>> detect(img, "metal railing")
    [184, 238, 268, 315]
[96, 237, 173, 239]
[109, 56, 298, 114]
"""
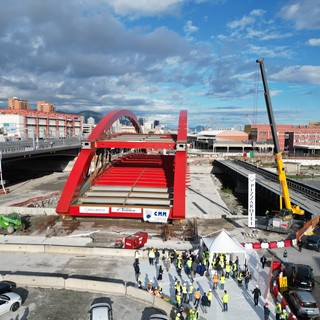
[0, 138, 81, 155]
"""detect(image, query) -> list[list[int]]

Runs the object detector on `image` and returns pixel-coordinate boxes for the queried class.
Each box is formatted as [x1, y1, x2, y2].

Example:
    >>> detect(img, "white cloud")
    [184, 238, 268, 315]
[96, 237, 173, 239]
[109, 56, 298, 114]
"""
[184, 20, 199, 34]
[227, 9, 265, 30]
[307, 38, 320, 46]
[279, 0, 320, 30]
[271, 65, 320, 84]
[105, 0, 185, 16]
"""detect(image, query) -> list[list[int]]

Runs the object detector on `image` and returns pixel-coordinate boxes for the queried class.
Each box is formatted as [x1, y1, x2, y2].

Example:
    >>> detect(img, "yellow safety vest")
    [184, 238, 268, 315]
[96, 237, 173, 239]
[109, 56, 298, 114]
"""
[220, 276, 225, 284]
[222, 293, 229, 303]
[276, 303, 282, 314]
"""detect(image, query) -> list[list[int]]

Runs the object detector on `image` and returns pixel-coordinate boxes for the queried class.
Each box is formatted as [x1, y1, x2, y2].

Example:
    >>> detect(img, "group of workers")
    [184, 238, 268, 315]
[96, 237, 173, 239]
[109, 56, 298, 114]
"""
[137, 247, 296, 320]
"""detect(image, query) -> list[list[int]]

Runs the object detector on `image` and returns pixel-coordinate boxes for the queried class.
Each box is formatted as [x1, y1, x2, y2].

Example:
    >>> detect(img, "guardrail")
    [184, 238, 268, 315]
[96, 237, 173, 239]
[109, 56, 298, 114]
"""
[0, 138, 81, 155]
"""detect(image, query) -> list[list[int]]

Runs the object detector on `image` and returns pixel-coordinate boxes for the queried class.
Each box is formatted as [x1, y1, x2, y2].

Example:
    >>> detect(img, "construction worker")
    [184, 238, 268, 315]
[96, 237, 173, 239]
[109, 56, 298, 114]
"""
[147, 281, 154, 294]
[182, 282, 188, 303]
[194, 307, 200, 320]
[225, 262, 231, 278]
[154, 287, 162, 298]
[188, 282, 194, 303]
[280, 309, 288, 320]
[222, 290, 229, 312]
[237, 270, 243, 287]
[212, 272, 219, 289]
[232, 261, 237, 278]
[207, 289, 212, 307]
[220, 273, 226, 290]
[275, 300, 282, 320]
[177, 257, 182, 277]
[187, 309, 195, 320]
[175, 312, 181, 320]
[193, 287, 201, 308]
[186, 257, 193, 275]
[176, 291, 182, 308]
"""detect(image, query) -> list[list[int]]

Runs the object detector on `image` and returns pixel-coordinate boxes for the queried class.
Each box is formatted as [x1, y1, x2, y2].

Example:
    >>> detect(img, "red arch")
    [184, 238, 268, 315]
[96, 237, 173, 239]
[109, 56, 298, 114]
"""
[56, 109, 142, 215]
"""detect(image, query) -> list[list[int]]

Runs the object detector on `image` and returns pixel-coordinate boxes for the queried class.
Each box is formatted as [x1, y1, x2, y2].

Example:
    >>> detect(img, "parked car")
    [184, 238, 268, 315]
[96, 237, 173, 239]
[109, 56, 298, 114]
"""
[305, 235, 320, 252]
[0, 282, 13, 295]
[149, 314, 170, 320]
[0, 292, 22, 316]
[89, 302, 113, 320]
[291, 264, 315, 291]
[288, 290, 319, 319]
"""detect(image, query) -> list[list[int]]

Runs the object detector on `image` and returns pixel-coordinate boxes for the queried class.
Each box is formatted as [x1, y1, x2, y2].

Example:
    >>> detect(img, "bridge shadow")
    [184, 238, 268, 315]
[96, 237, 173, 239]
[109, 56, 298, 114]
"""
[188, 187, 230, 215]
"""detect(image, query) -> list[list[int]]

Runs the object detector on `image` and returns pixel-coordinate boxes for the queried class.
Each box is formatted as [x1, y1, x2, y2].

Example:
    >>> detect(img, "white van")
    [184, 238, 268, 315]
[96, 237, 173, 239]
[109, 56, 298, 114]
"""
[89, 303, 113, 320]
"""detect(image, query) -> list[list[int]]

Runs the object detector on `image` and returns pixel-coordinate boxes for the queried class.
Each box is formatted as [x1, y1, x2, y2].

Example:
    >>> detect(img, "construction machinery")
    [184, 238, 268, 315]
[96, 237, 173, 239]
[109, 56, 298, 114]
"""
[0, 213, 23, 234]
[256, 58, 304, 232]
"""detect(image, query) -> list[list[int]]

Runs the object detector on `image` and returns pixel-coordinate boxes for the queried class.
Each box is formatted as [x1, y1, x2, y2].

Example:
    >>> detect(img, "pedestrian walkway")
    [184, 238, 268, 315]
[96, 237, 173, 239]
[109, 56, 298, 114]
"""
[137, 249, 276, 320]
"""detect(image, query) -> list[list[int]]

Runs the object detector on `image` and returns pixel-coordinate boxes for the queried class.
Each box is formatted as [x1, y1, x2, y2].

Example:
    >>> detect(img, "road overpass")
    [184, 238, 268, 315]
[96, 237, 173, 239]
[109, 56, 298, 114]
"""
[213, 159, 320, 218]
[0, 138, 81, 160]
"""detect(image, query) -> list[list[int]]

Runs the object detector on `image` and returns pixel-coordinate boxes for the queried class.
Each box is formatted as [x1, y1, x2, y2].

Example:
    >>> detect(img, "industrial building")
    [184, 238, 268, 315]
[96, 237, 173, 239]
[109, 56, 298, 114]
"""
[245, 124, 320, 155]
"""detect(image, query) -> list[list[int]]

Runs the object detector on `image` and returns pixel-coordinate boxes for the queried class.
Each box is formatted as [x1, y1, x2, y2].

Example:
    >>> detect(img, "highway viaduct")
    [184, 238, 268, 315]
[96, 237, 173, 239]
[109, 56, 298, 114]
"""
[213, 159, 320, 219]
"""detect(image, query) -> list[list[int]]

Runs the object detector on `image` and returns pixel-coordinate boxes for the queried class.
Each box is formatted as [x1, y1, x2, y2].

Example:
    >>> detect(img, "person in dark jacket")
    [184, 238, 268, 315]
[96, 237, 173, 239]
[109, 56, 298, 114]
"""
[260, 255, 267, 269]
[201, 292, 209, 313]
[264, 302, 271, 320]
[252, 285, 261, 306]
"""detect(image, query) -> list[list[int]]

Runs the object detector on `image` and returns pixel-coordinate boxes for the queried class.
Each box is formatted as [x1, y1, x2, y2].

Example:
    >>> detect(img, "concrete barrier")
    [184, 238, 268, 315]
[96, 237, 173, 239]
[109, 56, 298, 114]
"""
[44, 245, 136, 257]
[3, 274, 65, 289]
[0, 244, 45, 253]
[126, 285, 154, 304]
[65, 278, 125, 295]
[0, 206, 56, 216]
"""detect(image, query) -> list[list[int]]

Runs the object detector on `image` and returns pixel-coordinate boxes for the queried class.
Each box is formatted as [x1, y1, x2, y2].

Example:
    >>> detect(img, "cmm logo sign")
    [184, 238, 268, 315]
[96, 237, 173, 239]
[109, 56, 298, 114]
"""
[143, 208, 169, 223]
[248, 174, 256, 228]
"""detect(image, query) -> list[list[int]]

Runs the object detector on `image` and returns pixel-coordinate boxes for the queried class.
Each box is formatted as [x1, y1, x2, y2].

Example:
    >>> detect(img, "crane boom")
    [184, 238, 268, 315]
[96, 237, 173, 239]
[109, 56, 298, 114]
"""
[256, 58, 304, 216]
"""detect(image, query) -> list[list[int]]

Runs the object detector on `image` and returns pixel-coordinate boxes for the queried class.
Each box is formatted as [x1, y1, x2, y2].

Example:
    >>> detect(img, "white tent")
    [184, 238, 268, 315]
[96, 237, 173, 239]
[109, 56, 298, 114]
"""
[202, 229, 247, 267]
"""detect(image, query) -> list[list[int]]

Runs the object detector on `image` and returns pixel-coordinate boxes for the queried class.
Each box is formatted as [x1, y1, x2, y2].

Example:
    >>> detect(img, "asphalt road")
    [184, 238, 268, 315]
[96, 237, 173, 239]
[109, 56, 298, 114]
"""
[1, 287, 162, 320]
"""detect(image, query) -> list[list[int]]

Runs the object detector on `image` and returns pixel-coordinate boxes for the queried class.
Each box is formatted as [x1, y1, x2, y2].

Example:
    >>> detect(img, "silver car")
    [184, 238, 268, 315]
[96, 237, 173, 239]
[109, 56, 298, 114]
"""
[289, 290, 319, 319]
[89, 302, 113, 320]
[0, 292, 22, 316]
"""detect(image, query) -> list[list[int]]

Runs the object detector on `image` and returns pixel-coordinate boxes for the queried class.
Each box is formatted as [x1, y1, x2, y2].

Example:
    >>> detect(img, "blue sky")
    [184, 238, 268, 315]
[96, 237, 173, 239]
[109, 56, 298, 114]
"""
[0, 0, 319, 129]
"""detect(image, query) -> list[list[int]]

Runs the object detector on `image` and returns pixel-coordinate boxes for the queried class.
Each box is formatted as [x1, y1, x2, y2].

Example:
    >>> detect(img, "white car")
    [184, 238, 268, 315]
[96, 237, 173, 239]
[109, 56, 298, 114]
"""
[0, 292, 22, 315]
[89, 302, 113, 320]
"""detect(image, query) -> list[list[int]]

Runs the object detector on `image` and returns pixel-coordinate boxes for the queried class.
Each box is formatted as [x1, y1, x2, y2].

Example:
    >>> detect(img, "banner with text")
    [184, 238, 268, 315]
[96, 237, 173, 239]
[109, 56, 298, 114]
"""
[248, 174, 256, 228]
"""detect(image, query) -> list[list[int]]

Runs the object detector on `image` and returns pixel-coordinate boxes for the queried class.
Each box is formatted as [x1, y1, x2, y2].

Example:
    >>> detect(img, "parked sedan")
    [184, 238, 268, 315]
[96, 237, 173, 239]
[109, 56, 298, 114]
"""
[0, 282, 13, 295]
[288, 290, 319, 319]
[291, 264, 315, 291]
[304, 235, 320, 252]
[0, 292, 22, 316]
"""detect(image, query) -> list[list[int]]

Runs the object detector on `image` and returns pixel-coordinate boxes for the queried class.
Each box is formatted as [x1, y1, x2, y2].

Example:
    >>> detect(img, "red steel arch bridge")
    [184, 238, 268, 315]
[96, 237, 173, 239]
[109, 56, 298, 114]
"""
[56, 109, 188, 222]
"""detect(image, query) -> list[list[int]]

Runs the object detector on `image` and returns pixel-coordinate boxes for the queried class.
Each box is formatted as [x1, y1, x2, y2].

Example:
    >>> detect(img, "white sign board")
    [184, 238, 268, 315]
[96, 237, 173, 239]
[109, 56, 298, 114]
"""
[248, 174, 256, 228]
[112, 207, 141, 214]
[79, 206, 109, 214]
[143, 208, 169, 223]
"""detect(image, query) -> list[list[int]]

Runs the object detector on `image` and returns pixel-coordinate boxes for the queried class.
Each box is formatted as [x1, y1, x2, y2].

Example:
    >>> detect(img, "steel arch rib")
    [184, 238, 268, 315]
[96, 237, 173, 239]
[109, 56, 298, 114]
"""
[56, 109, 142, 215]
[172, 110, 187, 219]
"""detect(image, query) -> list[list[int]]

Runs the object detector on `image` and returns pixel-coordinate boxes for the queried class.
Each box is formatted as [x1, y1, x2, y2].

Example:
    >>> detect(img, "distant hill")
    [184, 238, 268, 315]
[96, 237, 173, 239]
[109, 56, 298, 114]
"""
[55, 109, 104, 124]
[78, 110, 104, 123]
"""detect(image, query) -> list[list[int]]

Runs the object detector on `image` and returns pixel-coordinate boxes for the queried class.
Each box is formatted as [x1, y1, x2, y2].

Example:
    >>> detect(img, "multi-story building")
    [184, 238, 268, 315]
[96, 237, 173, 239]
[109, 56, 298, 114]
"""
[8, 97, 30, 111]
[37, 101, 55, 113]
[0, 98, 83, 139]
[245, 123, 320, 154]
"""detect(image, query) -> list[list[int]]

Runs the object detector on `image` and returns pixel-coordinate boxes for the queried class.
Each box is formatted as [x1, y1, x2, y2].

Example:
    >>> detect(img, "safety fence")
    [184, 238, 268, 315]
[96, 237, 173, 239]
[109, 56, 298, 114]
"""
[242, 214, 320, 250]
[270, 260, 297, 320]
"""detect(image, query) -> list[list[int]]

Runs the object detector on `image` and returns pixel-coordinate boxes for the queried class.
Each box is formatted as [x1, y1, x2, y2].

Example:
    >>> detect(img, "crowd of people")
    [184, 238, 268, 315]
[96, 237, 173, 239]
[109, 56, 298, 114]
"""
[132, 247, 271, 319]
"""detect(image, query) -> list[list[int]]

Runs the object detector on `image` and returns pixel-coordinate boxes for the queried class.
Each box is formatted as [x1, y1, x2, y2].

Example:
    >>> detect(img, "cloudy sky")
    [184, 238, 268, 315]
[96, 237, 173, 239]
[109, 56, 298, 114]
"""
[0, 0, 319, 129]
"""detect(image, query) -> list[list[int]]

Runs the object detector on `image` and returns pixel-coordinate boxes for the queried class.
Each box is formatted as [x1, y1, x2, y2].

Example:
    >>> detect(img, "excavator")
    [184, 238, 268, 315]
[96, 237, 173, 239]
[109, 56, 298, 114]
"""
[256, 58, 304, 232]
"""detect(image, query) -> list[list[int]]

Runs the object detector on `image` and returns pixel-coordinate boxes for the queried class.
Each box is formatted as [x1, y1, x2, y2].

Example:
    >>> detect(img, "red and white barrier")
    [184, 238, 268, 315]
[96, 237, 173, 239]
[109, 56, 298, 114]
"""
[241, 238, 296, 250]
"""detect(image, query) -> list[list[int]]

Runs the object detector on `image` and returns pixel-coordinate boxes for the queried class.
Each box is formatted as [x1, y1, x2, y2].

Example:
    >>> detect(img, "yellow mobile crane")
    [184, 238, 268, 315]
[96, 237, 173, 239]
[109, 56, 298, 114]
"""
[256, 59, 304, 231]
